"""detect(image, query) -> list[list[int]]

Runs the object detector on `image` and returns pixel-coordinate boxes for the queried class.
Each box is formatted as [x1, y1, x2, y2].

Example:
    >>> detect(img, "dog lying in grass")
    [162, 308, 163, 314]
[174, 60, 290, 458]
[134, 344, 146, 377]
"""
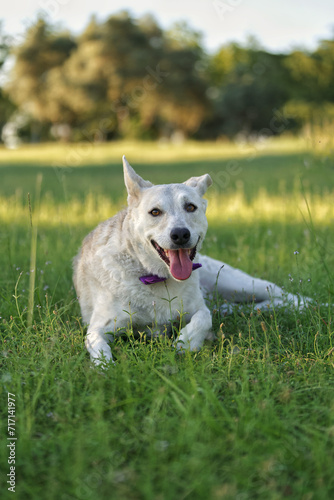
[73, 156, 309, 365]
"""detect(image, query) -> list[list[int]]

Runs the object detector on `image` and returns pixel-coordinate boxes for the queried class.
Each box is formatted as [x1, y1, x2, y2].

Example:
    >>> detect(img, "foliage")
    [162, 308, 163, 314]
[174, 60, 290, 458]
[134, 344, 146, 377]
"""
[1, 14, 334, 142]
[5, 19, 76, 128]
[0, 22, 16, 137]
[201, 46, 291, 138]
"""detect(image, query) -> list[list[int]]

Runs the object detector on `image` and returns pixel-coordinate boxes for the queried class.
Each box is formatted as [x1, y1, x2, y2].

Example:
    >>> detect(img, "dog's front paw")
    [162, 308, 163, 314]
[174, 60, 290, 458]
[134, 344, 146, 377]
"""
[174, 326, 206, 352]
[174, 332, 190, 352]
[90, 352, 115, 369]
[85, 332, 114, 368]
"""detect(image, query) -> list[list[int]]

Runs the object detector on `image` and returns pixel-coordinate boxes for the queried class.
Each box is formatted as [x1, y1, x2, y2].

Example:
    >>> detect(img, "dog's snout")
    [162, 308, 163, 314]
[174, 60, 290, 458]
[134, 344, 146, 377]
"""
[170, 227, 191, 245]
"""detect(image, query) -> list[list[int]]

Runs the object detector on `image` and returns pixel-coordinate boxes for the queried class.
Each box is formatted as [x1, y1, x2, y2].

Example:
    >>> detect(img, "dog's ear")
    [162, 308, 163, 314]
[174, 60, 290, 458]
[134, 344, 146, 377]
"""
[123, 155, 153, 203]
[184, 174, 212, 196]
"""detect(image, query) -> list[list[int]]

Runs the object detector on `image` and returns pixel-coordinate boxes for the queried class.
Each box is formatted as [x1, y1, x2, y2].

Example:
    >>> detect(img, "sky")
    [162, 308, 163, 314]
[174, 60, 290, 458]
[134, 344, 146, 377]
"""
[1, 0, 334, 53]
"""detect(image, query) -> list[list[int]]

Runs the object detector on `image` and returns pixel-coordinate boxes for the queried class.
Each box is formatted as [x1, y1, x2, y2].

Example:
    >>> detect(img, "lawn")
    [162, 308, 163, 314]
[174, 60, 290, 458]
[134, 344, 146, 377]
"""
[0, 137, 334, 499]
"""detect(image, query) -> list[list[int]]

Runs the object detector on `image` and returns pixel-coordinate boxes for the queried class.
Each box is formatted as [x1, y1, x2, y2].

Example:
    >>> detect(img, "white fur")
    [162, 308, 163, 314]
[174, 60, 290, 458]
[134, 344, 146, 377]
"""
[73, 156, 310, 366]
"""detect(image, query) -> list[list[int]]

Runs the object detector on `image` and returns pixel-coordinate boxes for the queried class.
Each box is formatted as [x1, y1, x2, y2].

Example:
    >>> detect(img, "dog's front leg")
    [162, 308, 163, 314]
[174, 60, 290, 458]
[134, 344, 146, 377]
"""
[175, 306, 212, 351]
[84, 304, 118, 365]
[85, 327, 114, 366]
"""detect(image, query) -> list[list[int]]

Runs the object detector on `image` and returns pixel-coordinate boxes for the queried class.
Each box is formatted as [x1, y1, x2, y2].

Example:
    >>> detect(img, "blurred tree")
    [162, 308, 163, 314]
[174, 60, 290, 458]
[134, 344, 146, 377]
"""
[0, 21, 9, 71]
[4, 13, 334, 142]
[0, 22, 16, 142]
[39, 12, 164, 140]
[152, 21, 209, 137]
[101, 14, 208, 138]
[156, 48, 209, 136]
[43, 13, 209, 140]
[165, 21, 203, 51]
[283, 39, 334, 132]
[6, 18, 76, 138]
[200, 42, 291, 138]
[316, 39, 334, 102]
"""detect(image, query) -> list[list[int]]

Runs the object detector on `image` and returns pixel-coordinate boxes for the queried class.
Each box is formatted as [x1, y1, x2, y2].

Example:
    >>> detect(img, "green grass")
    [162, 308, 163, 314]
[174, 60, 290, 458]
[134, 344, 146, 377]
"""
[0, 138, 334, 499]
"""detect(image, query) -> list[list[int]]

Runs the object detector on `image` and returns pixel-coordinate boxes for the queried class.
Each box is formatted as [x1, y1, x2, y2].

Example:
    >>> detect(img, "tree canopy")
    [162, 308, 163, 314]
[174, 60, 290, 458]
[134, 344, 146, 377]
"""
[1, 13, 334, 143]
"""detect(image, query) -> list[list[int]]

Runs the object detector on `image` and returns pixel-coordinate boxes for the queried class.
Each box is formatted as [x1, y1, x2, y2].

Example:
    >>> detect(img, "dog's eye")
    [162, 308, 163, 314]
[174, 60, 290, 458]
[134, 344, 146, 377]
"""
[149, 208, 162, 217]
[185, 203, 197, 213]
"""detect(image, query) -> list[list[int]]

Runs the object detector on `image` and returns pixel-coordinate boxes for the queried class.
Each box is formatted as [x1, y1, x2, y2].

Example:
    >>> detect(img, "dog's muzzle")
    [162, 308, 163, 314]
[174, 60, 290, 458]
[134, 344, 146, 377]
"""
[151, 238, 199, 280]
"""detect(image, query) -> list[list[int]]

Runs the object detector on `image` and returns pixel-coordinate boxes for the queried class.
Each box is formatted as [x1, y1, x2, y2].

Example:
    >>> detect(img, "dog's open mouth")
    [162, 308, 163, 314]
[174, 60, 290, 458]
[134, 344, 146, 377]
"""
[151, 240, 198, 281]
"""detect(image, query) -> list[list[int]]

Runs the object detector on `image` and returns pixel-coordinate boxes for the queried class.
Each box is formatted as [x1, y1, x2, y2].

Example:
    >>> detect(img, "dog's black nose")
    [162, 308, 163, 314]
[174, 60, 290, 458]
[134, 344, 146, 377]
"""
[170, 227, 191, 245]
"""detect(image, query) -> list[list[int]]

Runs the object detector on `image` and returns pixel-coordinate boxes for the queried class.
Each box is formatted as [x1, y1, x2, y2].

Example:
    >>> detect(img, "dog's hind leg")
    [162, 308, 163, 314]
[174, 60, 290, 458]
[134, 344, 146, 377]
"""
[198, 254, 309, 310]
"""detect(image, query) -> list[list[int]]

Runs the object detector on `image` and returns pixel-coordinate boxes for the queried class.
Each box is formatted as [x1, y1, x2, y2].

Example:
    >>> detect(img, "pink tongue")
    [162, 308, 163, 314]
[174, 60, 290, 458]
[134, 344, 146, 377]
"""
[168, 249, 193, 280]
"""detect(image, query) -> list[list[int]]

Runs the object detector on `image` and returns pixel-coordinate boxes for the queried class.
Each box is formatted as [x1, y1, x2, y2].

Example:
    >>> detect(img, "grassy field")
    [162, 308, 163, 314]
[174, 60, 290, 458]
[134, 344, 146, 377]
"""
[0, 137, 334, 499]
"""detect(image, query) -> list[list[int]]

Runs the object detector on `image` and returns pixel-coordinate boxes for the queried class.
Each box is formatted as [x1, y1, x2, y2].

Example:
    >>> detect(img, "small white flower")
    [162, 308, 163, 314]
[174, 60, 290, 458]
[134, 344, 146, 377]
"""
[294, 251, 299, 255]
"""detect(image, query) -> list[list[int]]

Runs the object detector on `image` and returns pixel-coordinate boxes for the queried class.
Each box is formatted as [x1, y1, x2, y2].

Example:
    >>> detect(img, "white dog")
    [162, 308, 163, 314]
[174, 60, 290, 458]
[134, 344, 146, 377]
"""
[73, 156, 308, 365]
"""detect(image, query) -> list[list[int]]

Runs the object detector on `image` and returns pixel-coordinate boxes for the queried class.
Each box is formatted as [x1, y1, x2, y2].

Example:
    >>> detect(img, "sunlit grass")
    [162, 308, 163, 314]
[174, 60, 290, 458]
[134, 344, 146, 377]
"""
[208, 189, 334, 225]
[1, 187, 333, 228]
[0, 136, 309, 166]
[0, 193, 121, 227]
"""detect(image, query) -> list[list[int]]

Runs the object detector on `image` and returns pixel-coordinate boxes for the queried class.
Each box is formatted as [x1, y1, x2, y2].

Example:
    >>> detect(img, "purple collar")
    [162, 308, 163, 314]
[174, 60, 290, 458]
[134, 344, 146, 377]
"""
[139, 263, 202, 285]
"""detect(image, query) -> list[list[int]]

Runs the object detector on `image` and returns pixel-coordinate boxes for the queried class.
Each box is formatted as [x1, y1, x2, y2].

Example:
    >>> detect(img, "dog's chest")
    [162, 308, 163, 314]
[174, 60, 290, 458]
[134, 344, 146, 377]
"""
[119, 277, 198, 326]
[99, 248, 203, 326]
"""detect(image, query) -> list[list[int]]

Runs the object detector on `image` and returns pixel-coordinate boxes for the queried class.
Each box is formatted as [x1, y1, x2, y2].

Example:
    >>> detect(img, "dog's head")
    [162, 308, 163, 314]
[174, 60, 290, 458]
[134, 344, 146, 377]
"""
[123, 156, 212, 281]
